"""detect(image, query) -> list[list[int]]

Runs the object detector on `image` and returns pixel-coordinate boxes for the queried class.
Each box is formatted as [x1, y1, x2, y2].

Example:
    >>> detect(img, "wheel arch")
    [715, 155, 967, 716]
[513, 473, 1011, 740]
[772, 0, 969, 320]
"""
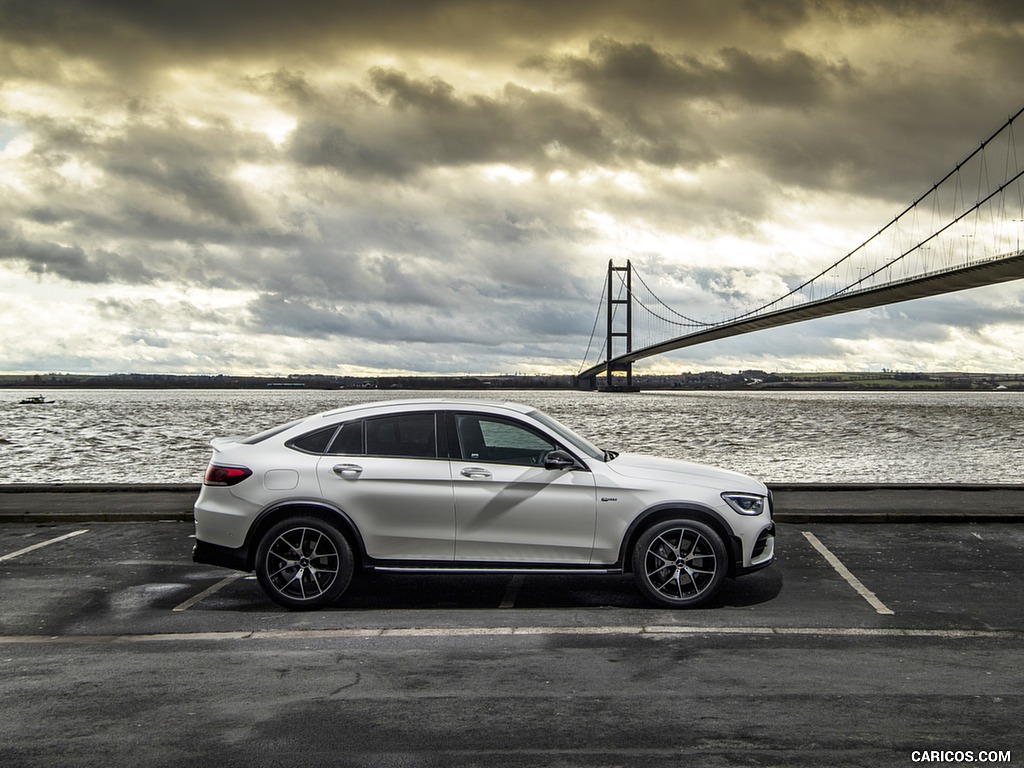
[619, 503, 742, 577]
[244, 501, 366, 571]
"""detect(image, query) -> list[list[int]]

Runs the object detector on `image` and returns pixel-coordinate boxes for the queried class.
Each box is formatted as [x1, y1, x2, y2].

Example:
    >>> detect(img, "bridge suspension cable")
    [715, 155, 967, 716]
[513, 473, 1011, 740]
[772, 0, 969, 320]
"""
[577, 271, 608, 375]
[578, 101, 1024, 383]
[725, 102, 1024, 324]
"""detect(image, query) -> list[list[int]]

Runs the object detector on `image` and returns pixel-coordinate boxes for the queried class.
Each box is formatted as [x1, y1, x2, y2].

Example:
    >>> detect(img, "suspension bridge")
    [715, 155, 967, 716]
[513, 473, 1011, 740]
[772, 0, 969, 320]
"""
[577, 104, 1024, 390]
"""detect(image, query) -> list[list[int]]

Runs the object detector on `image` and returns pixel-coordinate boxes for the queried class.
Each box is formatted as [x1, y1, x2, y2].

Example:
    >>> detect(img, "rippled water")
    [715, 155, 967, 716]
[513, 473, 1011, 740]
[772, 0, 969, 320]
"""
[1, 388, 1022, 484]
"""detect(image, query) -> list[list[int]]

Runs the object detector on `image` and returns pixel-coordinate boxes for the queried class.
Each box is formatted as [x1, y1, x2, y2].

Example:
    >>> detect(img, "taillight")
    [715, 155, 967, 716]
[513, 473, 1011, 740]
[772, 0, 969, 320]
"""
[204, 464, 253, 487]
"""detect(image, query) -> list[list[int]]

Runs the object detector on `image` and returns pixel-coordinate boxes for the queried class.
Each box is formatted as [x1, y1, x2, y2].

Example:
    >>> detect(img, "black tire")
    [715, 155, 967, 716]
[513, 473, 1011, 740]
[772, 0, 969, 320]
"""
[255, 516, 354, 610]
[632, 519, 727, 608]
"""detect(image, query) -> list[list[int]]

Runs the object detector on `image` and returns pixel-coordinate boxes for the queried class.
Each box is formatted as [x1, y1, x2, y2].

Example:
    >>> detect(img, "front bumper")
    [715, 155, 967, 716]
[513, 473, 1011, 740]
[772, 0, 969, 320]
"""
[736, 522, 775, 576]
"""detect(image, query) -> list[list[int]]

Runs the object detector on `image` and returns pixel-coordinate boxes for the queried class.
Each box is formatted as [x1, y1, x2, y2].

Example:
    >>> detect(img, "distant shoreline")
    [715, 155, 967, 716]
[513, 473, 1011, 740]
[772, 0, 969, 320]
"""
[2, 370, 1022, 392]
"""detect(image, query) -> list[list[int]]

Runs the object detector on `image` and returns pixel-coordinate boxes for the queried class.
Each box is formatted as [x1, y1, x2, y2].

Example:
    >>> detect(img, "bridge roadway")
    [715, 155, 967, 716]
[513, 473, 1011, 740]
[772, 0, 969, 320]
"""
[580, 250, 1024, 382]
[1, 484, 1022, 766]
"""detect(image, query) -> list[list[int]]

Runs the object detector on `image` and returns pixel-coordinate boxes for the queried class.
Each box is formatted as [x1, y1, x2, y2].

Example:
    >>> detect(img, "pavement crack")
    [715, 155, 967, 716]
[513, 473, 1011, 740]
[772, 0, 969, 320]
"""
[330, 672, 362, 696]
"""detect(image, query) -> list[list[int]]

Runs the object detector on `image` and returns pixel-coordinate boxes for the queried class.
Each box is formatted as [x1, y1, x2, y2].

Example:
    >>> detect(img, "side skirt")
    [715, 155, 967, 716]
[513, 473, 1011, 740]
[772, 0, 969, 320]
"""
[367, 563, 624, 575]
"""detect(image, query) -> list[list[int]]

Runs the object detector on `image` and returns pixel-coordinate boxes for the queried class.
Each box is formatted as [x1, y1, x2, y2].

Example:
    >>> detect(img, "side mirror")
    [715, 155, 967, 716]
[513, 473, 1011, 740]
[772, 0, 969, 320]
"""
[543, 449, 581, 471]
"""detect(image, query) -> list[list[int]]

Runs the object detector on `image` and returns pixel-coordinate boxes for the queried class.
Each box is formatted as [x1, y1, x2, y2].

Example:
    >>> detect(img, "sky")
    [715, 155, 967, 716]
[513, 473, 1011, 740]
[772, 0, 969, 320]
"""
[2, 0, 1024, 377]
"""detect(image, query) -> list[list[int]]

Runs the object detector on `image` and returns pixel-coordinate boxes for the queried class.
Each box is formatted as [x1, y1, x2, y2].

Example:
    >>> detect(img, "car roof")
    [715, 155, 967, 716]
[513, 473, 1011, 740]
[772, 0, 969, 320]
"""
[313, 398, 535, 422]
[235, 398, 542, 447]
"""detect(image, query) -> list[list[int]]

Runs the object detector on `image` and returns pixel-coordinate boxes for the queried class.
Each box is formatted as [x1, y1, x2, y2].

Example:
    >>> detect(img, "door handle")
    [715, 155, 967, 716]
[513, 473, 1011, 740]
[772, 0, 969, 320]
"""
[460, 467, 492, 479]
[333, 463, 363, 477]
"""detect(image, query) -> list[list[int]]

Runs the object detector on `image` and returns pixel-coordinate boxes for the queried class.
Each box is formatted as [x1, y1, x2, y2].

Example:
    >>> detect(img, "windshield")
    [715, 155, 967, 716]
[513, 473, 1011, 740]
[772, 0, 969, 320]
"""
[528, 409, 606, 461]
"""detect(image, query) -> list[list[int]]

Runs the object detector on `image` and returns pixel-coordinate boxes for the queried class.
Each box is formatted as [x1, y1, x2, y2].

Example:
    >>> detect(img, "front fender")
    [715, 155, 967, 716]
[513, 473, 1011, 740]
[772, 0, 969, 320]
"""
[617, 503, 742, 576]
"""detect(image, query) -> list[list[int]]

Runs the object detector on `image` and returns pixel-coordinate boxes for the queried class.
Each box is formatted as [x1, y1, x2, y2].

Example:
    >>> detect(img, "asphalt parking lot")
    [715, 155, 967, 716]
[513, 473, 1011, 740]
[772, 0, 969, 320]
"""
[1, 520, 1022, 767]
[1, 520, 1023, 634]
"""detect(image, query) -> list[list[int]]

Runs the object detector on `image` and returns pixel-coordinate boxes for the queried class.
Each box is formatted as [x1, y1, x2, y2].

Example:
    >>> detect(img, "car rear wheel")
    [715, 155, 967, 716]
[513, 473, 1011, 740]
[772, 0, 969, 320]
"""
[255, 516, 354, 610]
[632, 519, 726, 608]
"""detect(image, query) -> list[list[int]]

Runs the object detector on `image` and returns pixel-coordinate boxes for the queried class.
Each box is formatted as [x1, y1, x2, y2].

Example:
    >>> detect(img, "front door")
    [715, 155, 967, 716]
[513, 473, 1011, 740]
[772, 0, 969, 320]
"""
[450, 413, 597, 563]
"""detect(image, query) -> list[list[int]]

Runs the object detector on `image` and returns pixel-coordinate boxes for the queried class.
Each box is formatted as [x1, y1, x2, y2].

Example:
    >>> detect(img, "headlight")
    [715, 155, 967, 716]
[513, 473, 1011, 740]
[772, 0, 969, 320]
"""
[721, 492, 766, 516]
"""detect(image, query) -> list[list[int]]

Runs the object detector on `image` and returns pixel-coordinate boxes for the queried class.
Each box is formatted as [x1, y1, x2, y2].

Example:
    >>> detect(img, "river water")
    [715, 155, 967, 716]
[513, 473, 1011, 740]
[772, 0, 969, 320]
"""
[1, 388, 1021, 485]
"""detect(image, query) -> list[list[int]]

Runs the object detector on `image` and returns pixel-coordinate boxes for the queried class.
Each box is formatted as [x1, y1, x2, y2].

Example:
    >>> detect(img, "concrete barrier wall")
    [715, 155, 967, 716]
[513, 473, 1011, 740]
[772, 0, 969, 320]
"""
[0, 484, 199, 523]
[1, 483, 1023, 524]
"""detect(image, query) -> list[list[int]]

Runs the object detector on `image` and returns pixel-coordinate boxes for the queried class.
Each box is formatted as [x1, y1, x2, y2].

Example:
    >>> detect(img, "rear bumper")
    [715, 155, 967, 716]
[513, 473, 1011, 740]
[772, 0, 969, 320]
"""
[192, 538, 251, 572]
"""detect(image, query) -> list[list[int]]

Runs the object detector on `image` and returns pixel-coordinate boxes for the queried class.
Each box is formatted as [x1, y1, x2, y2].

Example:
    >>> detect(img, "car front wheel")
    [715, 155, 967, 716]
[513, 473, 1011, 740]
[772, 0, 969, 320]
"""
[632, 519, 727, 608]
[255, 516, 354, 610]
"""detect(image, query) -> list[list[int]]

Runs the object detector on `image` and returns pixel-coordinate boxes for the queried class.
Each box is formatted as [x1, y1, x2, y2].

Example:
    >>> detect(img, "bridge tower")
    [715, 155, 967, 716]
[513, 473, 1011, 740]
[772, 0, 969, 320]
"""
[603, 260, 638, 391]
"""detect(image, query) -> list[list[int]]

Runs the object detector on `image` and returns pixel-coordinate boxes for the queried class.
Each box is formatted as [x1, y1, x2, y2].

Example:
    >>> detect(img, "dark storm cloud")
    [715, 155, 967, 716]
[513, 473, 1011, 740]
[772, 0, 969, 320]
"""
[0, 232, 110, 283]
[29, 114, 266, 226]
[0, 1, 770, 73]
[254, 251, 456, 308]
[288, 120, 415, 179]
[102, 125, 261, 226]
[93, 295, 224, 325]
[528, 33, 1017, 201]
[534, 38, 856, 110]
[245, 291, 592, 346]
[0, 227, 187, 285]
[725, 78, 1022, 202]
[289, 70, 611, 177]
[8, 109, 271, 237]
[282, 40, 860, 186]
[0, 110, 282, 285]
[5, 0, 1023, 73]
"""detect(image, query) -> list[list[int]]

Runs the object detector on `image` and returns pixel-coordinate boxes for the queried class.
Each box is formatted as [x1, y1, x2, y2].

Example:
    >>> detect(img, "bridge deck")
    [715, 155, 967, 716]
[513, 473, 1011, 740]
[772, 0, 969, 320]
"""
[579, 251, 1024, 381]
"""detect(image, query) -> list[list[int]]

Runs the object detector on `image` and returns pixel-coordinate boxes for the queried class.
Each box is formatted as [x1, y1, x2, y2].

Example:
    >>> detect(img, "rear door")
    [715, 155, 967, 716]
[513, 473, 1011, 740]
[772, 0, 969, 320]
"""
[450, 412, 597, 563]
[316, 412, 455, 560]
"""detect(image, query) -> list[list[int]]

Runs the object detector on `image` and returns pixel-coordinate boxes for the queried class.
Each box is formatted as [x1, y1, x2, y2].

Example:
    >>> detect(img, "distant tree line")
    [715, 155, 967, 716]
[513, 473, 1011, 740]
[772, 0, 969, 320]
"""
[1, 370, 1021, 391]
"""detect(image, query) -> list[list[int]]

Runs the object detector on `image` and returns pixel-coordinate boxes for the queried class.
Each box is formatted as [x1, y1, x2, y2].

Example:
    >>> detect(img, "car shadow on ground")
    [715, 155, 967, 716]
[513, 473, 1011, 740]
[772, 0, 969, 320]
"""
[202, 566, 783, 613]
[329, 567, 784, 612]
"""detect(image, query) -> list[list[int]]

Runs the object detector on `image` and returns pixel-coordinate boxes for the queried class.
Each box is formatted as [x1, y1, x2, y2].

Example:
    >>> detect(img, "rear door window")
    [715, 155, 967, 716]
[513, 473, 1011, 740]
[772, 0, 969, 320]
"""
[328, 421, 364, 455]
[365, 413, 437, 458]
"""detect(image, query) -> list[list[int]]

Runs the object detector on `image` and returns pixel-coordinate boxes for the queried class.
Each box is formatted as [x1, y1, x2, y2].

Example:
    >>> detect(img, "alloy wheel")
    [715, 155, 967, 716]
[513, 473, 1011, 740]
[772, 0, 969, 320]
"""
[642, 526, 719, 601]
[264, 525, 341, 602]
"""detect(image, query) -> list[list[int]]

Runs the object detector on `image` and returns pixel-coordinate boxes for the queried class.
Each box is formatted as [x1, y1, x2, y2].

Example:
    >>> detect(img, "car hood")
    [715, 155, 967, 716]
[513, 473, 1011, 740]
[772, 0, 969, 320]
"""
[605, 452, 767, 494]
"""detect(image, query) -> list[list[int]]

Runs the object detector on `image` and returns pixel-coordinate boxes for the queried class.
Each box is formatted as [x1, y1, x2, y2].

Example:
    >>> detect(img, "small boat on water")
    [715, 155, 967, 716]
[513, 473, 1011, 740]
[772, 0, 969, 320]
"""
[18, 395, 55, 405]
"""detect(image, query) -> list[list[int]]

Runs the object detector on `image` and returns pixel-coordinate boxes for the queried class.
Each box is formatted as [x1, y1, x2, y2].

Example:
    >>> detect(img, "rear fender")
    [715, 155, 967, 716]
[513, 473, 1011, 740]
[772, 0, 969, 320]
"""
[245, 501, 367, 571]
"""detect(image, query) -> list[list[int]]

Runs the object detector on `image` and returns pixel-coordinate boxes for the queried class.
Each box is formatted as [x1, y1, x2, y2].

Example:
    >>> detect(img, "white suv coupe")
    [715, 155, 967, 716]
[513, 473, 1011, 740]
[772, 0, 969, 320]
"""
[193, 399, 775, 609]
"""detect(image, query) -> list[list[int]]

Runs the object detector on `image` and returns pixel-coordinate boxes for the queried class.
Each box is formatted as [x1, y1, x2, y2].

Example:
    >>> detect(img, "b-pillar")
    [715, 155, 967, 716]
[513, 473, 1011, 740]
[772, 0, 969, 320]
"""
[603, 260, 638, 391]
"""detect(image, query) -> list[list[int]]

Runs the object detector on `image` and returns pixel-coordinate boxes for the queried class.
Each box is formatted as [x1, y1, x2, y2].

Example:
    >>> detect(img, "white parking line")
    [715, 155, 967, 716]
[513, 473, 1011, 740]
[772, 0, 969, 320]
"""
[0, 625, 1014, 645]
[172, 573, 246, 612]
[0, 529, 89, 562]
[802, 531, 895, 616]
